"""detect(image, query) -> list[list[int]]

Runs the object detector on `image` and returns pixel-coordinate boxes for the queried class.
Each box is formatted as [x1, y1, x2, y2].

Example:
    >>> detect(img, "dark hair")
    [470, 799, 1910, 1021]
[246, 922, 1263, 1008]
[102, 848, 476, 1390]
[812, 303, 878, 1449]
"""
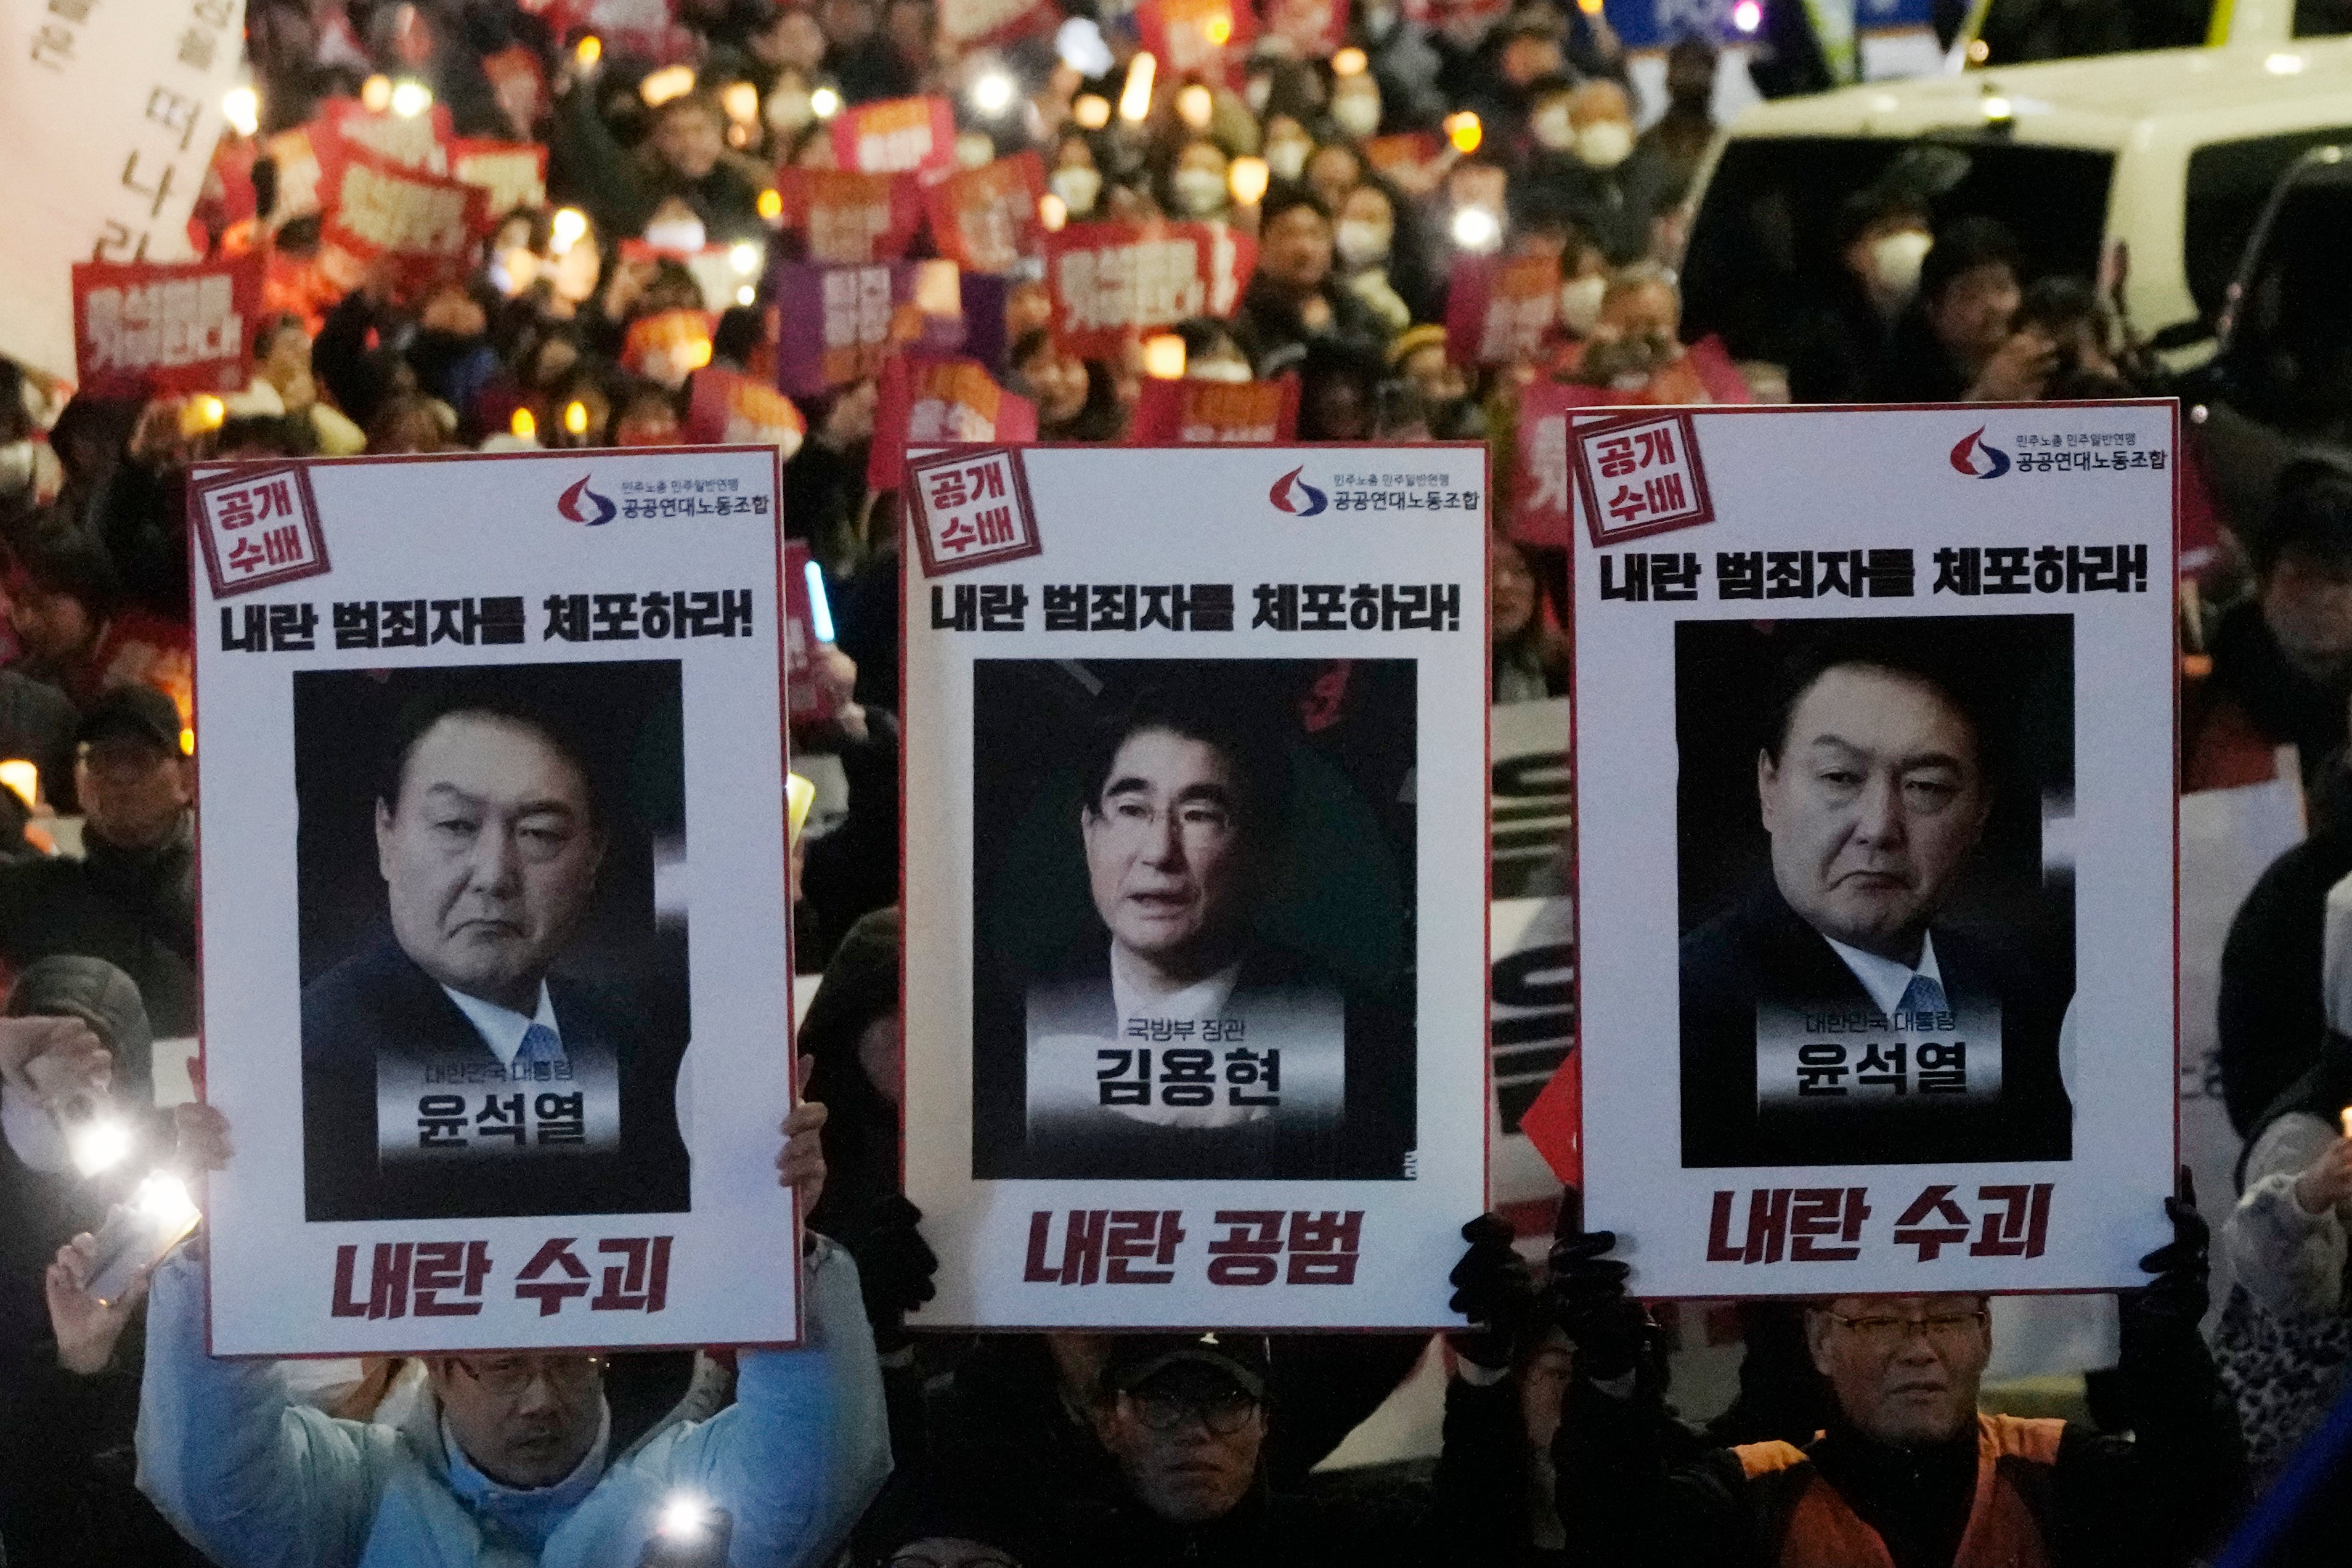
[1917, 215, 2024, 310]
[2014, 276, 2107, 343]
[1835, 184, 1932, 251]
[378, 679, 608, 836]
[2253, 464, 2352, 579]
[7, 514, 119, 614]
[1258, 185, 1332, 233]
[1080, 685, 1292, 848]
[1760, 623, 2000, 786]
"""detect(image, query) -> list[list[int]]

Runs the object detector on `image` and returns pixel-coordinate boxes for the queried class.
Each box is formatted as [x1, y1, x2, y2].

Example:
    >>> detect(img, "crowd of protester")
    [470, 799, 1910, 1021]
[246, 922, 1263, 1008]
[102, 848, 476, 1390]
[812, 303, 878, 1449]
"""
[4, 0, 2352, 1563]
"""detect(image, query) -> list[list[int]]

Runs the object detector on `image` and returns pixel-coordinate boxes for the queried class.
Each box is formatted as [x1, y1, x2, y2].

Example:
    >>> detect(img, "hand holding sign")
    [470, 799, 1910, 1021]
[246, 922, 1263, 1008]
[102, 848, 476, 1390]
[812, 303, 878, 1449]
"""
[1447, 1213, 1540, 1370]
[1545, 1188, 1645, 1383]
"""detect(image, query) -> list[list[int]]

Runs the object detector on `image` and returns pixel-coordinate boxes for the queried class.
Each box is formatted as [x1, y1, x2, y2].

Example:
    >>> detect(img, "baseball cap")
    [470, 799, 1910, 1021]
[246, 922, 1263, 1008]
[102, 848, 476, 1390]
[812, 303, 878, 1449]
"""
[1104, 1333, 1271, 1401]
[76, 684, 182, 753]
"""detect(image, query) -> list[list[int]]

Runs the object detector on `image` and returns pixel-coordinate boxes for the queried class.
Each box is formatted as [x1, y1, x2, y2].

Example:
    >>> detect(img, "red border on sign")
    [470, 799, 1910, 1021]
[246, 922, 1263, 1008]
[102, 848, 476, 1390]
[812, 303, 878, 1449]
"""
[893, 439, 1495, 1332]
[184, 442, 805, 1357]
[188, 463, 334, 600]
[904, 444, 1046, 578]
[1568, 408, 1717, 548]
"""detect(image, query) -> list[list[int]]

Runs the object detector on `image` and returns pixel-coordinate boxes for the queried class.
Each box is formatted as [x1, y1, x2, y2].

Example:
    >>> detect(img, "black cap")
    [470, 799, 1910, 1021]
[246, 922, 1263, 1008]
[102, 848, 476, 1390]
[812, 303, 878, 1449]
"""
[76, 684, 182, 753]
[5, 954, 155, 1103]
[1104, 1333, 1271, 1401]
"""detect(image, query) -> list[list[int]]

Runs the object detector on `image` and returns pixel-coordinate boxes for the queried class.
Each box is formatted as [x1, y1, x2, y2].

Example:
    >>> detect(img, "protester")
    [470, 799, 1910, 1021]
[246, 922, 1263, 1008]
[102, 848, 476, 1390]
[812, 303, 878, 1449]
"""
[2202, 469, 2352, 790]
[1237, 189, 1390, 370]
[126, 1089, 892, 1567]
[0, 684, 197, 1037]
[1877, 216, 2045, 404]
[1552, 1181, 2247, 1566]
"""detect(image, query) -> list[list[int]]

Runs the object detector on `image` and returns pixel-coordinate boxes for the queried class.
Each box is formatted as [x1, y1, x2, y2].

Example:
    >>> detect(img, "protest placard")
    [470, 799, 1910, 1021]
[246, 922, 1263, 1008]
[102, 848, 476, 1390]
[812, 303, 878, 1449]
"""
[829, 96, 958, 175]
[924, 153, 1046, 276]
[900, 445, 1489, 1327]
[0, 0, 249, 383]
[1043, 221, 1255, 360]
[191, 446, 799, 1354]
[1135, 0, 1251, 86]
[867, 355, 1036, 492]
[1512, 347, 1755, 546]
[773, 261, 918, 396]
[449, 138, 550, 218]
[1571, 404, 2178, 1296]
[315, 144, 490, 293]
[1446, 253, 1560, 368]
[778, 168, 925, 265]
[686, 367, 806, 458]
[71, 256, 262, 399]
[1126, 376, 1300, 445]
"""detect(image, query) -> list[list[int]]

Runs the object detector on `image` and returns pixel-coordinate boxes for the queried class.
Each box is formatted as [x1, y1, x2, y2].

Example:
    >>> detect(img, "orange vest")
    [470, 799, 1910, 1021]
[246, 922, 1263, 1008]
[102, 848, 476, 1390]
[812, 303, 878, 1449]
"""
[1735, 1413, 2065, 1568]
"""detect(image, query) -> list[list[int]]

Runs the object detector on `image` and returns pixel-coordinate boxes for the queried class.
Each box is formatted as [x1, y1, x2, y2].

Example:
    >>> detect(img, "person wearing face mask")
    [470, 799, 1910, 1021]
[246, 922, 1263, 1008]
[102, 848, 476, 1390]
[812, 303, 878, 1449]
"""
[1334, 185, 1412, 336]
[1049, 134, 1105, 220]
[1781, 186, 1937, 404]
[1163, 139, 1232, 221]
[1519, 79, 1669, 267]
[1329, 73, 1383, 140]
[1259, 114, 1317, 187]
[1174, 320, 1258, 385]
[1234, 189, 1393, 371]
[1878, 216, 2045, 405]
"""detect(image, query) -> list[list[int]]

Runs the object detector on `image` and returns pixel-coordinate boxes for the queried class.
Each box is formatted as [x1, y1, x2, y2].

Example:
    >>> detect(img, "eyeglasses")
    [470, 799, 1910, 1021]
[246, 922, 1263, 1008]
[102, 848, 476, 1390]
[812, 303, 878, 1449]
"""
[1131, 1387, 1259, 1436]
[1823, 1310, 1987, 1352]
[450, 1354, 604, 1400]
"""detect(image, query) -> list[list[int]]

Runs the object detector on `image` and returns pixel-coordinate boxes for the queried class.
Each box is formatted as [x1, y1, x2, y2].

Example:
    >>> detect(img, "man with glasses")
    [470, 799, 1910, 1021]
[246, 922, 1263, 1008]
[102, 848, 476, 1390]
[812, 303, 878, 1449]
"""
[1545, 1180, 2248, 1566]
[125, 1094, 893, 1567]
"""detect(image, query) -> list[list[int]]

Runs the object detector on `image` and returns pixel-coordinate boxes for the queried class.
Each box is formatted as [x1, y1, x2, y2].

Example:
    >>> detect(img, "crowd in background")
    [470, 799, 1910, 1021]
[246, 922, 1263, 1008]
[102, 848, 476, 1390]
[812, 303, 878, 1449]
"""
[4, 0, 2352, 1563]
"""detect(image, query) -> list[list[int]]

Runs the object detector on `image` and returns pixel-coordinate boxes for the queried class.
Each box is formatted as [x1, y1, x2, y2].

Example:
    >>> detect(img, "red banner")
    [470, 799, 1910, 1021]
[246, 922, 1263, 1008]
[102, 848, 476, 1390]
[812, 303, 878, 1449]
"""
[829, 96, 957, 176]
[923, 152, 1046, 276]
[315, 144, 490, 293]
[70, 255, 263, 399]
[686, 365, 806, 455]
[1446, 253, 1560, 367]
[868, 354, 1037, 492]
[776, 168, 925, 265]
[1125, 375, 1299, 444]
[1043, 221, 1256, 360]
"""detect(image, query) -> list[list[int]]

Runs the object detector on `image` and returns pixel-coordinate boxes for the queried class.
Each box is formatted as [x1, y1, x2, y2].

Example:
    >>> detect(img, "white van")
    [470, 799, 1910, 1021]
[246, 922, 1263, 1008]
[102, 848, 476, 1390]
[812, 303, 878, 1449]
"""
[1956, 0, 2352, 68]
[1679, 40, 2352, 375]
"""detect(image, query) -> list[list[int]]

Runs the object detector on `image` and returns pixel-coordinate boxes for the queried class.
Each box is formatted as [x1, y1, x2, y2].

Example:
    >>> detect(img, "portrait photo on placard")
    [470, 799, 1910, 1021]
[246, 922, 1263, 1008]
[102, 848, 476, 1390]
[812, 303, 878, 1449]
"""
[293, 660, 692, 1222]
[1674, 614, 2077, 1170]
[971, 657, 1418, 1182]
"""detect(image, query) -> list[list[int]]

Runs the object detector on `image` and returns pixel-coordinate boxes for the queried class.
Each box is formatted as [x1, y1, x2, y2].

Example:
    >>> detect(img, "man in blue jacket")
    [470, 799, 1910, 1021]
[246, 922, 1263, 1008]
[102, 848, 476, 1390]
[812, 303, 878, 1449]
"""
[126, 1094, 891, 1567]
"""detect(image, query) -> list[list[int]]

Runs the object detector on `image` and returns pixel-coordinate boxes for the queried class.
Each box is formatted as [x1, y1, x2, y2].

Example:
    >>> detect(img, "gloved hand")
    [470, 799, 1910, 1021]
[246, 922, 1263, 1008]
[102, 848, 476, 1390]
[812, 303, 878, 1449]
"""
[1545, 1188, 1646, 1384]
[1447, 1213, 1539, 1370]
[2120, 1167, 2209, 1365]
[840, 1195, 938, 1355]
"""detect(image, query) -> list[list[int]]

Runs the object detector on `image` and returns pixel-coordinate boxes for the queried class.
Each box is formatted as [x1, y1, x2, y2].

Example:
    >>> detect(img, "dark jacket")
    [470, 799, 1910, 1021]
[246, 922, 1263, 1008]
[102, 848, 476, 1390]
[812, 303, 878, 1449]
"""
[299, 936, 690, 1222]
[0, 816, 197, 1038]
[2209, 597, 2352, 793]
[1235, 278, 1393, 375]
[1679, 879, 2073, 1168]
[2216, 811, 2352, 1135]
[973, 934, 1416, 1182]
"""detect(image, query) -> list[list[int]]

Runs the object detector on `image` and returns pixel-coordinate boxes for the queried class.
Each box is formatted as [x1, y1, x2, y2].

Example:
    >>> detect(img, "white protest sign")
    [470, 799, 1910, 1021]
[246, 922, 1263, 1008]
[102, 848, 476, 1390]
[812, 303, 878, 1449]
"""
[1573, 404, 2178, 1296]
[1, 0, 248, 383]
[192, 447, 800, 1354]
[901, 445, 1491, 1327]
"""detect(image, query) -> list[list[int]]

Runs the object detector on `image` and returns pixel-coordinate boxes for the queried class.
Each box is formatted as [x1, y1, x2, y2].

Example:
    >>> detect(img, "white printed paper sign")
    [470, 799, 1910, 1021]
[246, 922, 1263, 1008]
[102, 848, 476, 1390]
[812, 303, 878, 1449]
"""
[192, 447, 799, 1354]
[902, 445, 1492, 1327]
[1572, 404, 2179, 1297]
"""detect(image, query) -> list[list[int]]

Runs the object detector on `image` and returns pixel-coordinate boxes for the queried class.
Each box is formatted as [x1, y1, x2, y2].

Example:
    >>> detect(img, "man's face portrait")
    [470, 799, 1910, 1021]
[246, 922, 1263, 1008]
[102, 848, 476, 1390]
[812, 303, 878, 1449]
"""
[1097, 1367, 1266, 1525]
[1081, 726, 1256, 978]
[1807, 1294, 1992, 1449]
[376, 712, 603, 1012]
[1757, 664, 1988, 958]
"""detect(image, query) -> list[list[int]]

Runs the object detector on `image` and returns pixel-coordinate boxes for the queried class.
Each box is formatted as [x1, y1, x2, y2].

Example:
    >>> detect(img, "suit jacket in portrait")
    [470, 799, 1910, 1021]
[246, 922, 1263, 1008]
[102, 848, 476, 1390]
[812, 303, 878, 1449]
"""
[301, 937, 691, 1221]
[972, 933, 1417, 1182]
[1679, 880, 2073, 1168]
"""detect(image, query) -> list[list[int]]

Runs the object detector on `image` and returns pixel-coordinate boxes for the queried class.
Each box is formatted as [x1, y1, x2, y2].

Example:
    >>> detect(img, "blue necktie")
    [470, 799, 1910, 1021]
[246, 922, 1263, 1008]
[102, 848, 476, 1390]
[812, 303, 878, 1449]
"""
[1898, 973, 1949, 1027]
[516, 1022, 565, 1065]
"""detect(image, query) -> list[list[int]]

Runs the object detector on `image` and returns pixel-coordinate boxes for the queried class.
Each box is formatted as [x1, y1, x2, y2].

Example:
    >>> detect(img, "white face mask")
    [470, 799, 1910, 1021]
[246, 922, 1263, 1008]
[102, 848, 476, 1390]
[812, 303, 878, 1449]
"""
[1332, 92, 1380, 139]
[1049, 165, 1102, 216]
[766, 85, 814, 134]
[1532, 104, 1575, 152]
[1265, 139, 1311, 181]
[1245, 76, 1272, 114]
[1576, 120, 1634, 171]
[0, 441, 35, 504]
[1868, 229, 1934, 301]
[1189, 357, 1253, 383]
[1172, 168, 1227, 216]
[1558, 274, 1606, 336]
[643, 214, 707, 253]
[1335, 220, 1391, 269]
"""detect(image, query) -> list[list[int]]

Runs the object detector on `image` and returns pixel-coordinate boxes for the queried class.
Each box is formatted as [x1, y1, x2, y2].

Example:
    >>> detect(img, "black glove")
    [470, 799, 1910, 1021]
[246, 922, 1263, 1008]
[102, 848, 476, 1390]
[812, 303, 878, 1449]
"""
[1545, 1188, 1646, 1384]
[840, 1195, 938, 1355]
[1447, 1213, 1540, 1370]
[2120, 1167, 2209, 1363]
